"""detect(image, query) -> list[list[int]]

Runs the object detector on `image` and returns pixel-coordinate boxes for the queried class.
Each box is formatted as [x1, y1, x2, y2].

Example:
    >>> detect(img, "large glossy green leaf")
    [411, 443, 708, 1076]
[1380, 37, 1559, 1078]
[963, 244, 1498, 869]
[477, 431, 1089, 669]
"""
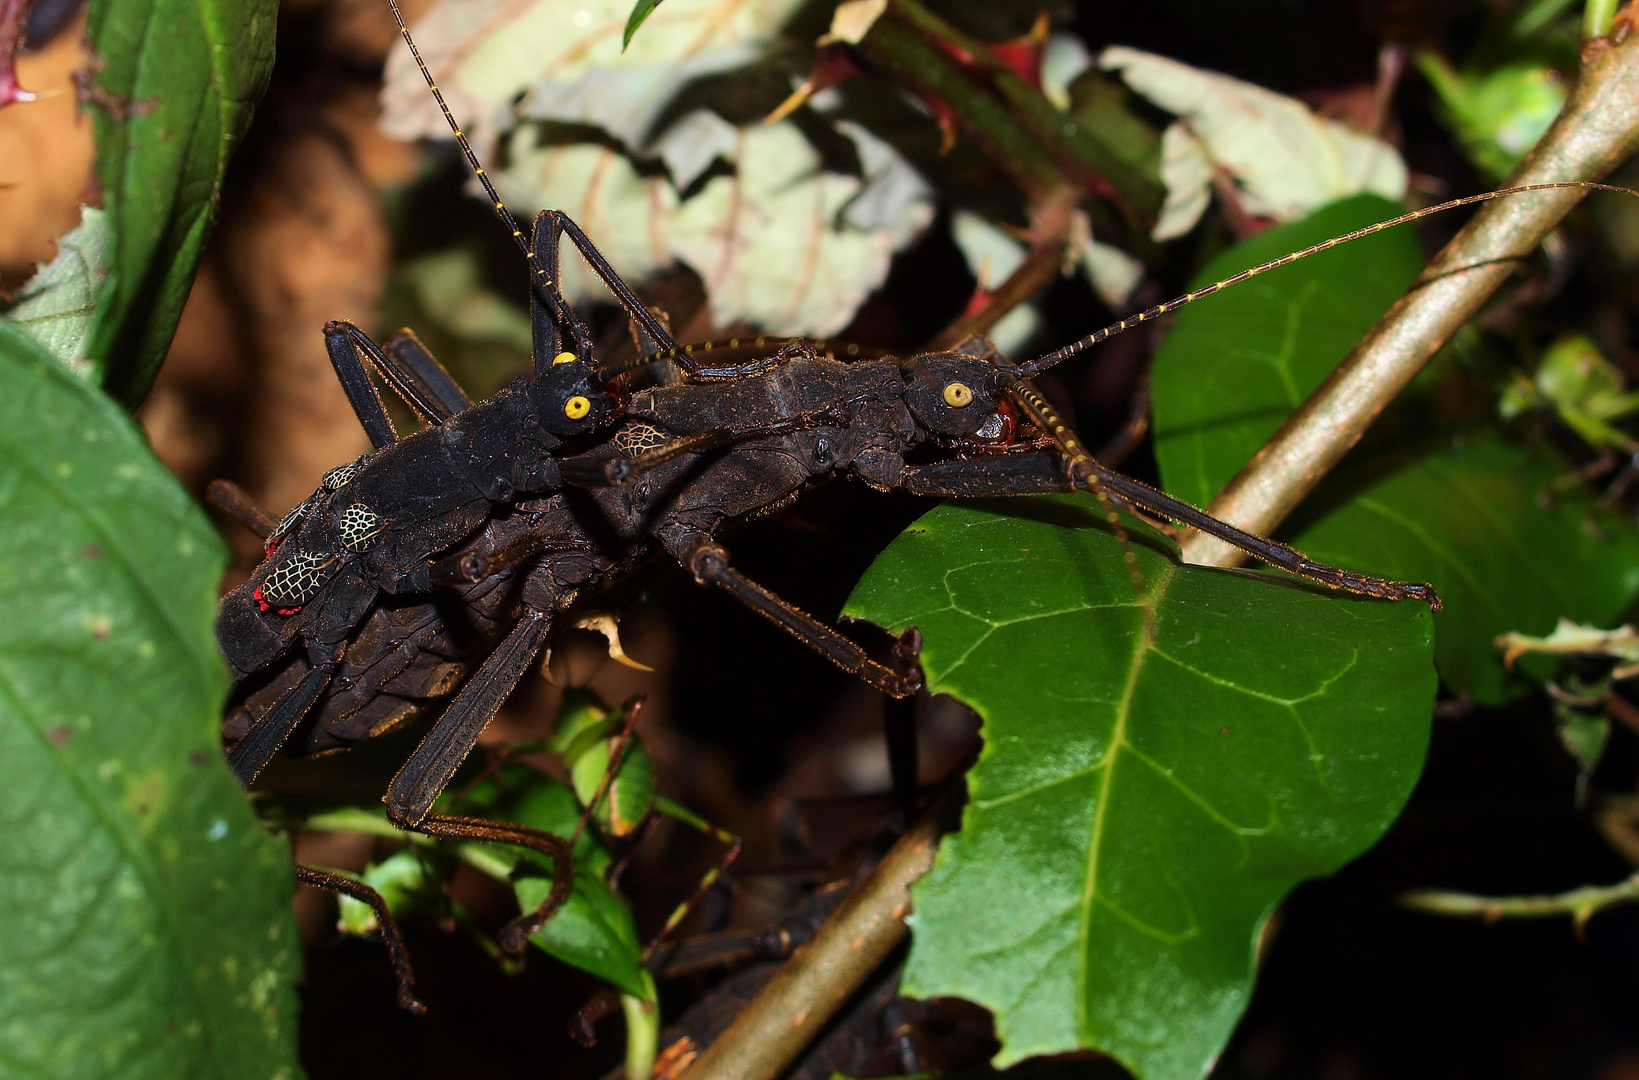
[1289, 431, 1639, 703]
[85, 0, 276, 402]
[0, 324, 300, 1079]
[846, 496, 1435, 1080]
[1150, 198, 1639, 703]
[1150, 194, 1423, 508]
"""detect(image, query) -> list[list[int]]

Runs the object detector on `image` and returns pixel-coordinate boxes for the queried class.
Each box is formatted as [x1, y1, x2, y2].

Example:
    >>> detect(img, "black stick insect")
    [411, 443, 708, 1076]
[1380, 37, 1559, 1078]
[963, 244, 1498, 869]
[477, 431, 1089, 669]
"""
[216, 0, 1639, 1007]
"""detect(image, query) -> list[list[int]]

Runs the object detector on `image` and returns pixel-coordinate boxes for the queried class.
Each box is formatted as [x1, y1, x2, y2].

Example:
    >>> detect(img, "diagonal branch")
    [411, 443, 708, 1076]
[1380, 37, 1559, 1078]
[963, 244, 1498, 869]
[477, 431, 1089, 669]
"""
[1179, 14, 1639, 567]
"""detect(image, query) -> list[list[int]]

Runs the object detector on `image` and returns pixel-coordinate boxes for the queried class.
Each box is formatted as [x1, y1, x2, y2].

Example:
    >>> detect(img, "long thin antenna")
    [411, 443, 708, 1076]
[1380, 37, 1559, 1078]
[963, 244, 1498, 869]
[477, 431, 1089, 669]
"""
[1017, 181, 1639, 380]
[386, 0, 572, 330]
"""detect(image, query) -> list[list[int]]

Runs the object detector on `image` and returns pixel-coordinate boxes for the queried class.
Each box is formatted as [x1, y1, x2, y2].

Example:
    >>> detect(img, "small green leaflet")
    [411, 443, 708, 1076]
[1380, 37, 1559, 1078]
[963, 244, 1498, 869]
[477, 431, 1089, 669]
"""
[1, 207, 109, 379]
[0, 324, 301, 1079]
[453, 764, 650, 998]
[846, 496, 1434, 1079]
[623, 0, 665, 47]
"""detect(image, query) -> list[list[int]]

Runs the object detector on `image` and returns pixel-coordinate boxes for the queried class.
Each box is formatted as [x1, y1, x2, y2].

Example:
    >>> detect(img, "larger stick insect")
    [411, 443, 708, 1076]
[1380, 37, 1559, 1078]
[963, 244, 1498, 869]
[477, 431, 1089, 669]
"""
[217, 0, 1639, 986]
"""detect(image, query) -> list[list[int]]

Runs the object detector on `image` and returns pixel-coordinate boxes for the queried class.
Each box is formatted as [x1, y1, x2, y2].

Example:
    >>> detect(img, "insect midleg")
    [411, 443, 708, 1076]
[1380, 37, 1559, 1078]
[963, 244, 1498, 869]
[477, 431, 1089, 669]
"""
[678, 536, 925, 699]
[323, 321, 400, 448]
[378, 328, 472, 421]
[206, 478, 277, 538]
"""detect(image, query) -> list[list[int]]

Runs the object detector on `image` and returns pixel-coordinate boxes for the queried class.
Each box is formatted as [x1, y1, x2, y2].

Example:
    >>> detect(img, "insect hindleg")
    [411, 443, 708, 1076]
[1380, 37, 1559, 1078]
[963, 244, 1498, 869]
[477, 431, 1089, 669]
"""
[385, 606, 554, 827]
[677, 536, 925, 698]
[229, 640, 344, 785]
[296, 865, 426, 1014]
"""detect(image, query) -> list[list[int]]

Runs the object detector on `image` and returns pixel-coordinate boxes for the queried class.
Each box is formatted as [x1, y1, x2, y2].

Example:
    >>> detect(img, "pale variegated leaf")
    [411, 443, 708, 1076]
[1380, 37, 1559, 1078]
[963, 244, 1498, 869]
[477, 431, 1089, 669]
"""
[497, 120, 932, 337]
[1100, 46, 1407, 239]
[380, 0, 803, 153]
[2, 207, 108, 380]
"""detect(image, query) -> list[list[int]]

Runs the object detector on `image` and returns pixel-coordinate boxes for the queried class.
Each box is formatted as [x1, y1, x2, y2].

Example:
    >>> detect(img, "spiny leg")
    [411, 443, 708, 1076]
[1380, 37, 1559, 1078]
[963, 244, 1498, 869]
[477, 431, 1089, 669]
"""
[678, 536, 924, 698]
[898, 453, 1441, 606]
[296, 865, 426, 1015]
[385, 607, 554, 827]
[206, 479, 276, 539]
[1087, 461, 1444, 607]
[399, 813, 574, 955]
[998, 370, 1145, 598]
[528, 209, 594, 370]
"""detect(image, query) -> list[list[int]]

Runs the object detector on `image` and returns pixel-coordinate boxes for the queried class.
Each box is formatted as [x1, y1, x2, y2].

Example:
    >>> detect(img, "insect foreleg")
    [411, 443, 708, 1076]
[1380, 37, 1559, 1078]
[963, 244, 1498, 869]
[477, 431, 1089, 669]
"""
[898, 453, 1442, 608]
[1087, 462, 1443, 608]
[323, 321, 400, 448]
[228, 639, 344, 784]
[527, 209, 592, 369]
[677, 536, 925, 698]
[296, 865, 426, 1015]
[548, 211, 677, 358]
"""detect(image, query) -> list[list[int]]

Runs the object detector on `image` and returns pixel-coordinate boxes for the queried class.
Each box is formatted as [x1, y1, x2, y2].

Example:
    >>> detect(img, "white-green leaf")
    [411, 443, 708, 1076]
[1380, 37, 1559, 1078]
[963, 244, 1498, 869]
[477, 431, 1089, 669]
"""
[2, 207, 110, 380]
[1099, 46, 1407, 240]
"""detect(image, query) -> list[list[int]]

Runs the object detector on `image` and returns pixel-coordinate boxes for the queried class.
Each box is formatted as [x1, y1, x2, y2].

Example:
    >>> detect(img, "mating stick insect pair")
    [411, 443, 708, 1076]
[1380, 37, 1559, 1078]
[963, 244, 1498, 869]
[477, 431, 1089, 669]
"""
[211, 0, 1639, 1016]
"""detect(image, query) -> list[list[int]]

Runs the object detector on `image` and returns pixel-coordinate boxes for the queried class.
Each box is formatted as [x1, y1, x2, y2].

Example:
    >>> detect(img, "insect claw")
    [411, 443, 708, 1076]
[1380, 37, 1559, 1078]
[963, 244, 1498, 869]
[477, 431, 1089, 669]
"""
[539, 646, 560, 686]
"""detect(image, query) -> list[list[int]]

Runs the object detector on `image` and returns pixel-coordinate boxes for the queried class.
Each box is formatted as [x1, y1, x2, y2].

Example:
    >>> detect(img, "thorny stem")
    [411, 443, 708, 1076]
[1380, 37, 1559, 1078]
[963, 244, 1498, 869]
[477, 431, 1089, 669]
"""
[1401, 871, 1639, 935]
[849, 0, 1164, 343]
[679, 786, 959, 1080]
[1180, 12, 1639, 568]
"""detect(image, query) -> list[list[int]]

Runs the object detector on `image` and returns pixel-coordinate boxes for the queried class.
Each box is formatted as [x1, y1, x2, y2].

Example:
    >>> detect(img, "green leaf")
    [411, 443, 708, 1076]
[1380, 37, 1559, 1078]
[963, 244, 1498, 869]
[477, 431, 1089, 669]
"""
[2, 207, 110, 379]
[85, 0, 277, 403]
[517, 867, 649, 999]
[622, 0, 665, 47]
[0, 324, 301, 1078]
[452, 769, 646, 996]
[846, 496, 1435, 1079]
[1149, 199, 1639, 703]
[1150, 194, 1424, 508]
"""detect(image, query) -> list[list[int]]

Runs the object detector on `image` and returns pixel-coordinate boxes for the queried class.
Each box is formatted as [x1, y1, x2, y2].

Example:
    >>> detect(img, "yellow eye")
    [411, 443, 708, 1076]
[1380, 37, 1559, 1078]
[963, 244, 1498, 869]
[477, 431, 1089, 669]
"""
[943, 382, 974, 407]
[564, 395, 592, 420]
[553, 351, 576, 366]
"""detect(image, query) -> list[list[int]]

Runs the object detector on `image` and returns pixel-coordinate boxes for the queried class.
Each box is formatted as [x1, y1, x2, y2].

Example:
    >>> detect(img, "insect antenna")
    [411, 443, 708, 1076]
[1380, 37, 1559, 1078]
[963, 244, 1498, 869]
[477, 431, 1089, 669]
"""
[995, 369, 1146, 598]
[1016, 181, 1639, 380]
[385, 0, 601, 356]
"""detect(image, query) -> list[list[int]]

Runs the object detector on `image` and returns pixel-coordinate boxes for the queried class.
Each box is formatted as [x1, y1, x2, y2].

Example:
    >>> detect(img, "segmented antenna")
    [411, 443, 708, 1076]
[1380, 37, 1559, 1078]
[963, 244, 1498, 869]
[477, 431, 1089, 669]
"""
[385, 0, 562, 314]
[1016, 181, 1639, 380]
